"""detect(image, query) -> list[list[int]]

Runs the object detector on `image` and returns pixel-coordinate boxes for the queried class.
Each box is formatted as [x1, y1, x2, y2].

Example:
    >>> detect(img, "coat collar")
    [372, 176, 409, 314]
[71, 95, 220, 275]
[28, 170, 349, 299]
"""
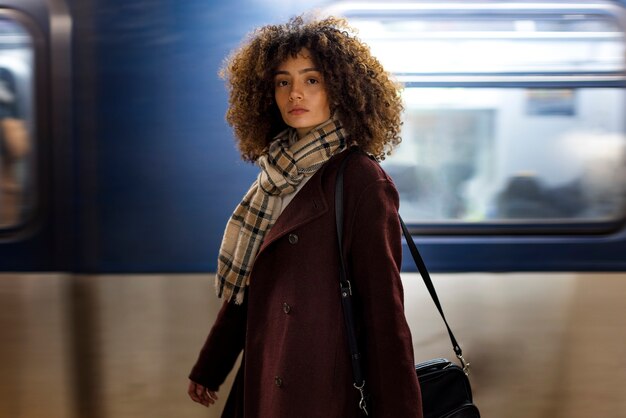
[257, 155, 334, 254]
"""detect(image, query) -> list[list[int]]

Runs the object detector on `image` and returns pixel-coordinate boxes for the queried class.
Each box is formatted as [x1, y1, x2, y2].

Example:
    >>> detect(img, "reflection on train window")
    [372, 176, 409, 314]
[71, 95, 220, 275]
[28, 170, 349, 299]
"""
[0, 16, 34, 229]
[337, 4, 626, 226]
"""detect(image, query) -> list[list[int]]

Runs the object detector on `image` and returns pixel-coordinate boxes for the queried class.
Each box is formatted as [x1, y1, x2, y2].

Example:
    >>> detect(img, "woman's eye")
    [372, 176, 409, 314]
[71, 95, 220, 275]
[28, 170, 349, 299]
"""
[307, 78, 319, 85]
[276, 80, 289, 87]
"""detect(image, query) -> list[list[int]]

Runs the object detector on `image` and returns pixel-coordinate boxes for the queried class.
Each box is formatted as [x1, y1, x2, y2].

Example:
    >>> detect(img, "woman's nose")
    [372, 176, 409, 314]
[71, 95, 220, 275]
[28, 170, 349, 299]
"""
[288, 86, 303, 102]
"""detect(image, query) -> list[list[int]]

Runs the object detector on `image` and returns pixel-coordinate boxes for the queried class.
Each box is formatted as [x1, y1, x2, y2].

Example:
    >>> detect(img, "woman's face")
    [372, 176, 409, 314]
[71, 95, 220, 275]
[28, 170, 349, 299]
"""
[274, 48, 331, 138]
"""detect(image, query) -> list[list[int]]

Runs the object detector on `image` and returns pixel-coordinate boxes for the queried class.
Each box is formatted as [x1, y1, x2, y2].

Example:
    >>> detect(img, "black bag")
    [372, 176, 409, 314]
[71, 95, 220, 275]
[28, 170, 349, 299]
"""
[335, 150, 480, 418]
[416, 359, 479, 418]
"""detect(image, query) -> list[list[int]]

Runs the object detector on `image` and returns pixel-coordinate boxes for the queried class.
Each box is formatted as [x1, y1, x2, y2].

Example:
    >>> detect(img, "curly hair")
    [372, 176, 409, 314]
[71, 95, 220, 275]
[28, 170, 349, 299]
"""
[219, 14, 403, 162]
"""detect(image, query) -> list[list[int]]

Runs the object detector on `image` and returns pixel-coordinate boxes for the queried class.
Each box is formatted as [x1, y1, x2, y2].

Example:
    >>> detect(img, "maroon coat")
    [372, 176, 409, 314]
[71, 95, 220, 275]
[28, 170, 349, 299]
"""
[190, 150, 422, 418]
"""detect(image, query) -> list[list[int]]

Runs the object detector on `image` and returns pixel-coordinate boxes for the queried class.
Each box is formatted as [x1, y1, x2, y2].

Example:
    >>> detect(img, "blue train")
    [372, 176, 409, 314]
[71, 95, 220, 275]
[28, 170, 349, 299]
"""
[0, 1, 625, 418]
[1, 0, 624, 273]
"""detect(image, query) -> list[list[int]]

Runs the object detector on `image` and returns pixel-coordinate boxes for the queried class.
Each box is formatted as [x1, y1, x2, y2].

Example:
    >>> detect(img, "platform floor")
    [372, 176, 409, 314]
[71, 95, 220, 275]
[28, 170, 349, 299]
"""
[1, 272, 625, 418]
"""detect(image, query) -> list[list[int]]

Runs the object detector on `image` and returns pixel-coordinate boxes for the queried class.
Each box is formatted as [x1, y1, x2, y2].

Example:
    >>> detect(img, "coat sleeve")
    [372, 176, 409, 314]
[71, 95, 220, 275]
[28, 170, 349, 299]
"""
[188, 297, 247, 391]
[347, 177, 423, 417]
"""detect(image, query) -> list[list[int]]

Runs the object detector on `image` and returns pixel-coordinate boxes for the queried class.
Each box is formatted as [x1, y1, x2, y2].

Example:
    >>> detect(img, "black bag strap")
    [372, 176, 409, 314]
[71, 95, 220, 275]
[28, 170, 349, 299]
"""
[398, 217, 469, 373]
[334, 150, 470, 414]
[335, 150, 370, 415]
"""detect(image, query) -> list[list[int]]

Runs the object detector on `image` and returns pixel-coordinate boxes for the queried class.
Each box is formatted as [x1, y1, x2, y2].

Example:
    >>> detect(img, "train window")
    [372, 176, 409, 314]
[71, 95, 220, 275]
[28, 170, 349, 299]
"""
[386, 87, 625, 225]
[329, 2, 626, 233]
[0, 15, 35, 229]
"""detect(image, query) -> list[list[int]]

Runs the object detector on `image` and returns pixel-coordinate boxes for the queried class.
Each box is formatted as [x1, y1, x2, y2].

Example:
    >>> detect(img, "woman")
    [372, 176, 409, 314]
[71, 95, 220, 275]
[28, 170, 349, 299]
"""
[188, 15, 422, 418]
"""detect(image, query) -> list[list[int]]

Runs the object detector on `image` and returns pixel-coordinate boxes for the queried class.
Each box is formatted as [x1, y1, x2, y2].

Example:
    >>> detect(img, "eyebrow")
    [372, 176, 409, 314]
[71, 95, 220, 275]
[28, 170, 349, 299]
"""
[274, 67, 321, 76]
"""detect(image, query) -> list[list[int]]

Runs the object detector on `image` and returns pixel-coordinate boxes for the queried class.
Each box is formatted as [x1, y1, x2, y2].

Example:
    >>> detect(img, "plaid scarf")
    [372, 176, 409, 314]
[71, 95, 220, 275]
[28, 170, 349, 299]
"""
[216, 117, 348, 304]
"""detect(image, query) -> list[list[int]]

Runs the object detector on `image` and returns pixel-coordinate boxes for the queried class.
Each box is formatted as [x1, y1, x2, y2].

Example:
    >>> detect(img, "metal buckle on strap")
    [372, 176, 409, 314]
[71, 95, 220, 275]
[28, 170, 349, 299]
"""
[353, 381, 368, 416]
[341, 280, 352, 297]
[457, 353, 471, 376]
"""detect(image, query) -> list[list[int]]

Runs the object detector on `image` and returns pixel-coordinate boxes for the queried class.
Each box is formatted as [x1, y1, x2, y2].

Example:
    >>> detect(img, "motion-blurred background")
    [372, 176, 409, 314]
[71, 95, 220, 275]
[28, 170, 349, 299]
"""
[1, 1, 625, 417]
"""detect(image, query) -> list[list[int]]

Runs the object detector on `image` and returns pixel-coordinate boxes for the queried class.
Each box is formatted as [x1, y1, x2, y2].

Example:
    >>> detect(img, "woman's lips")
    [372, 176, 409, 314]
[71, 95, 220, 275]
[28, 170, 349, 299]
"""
[288, 108, 308, 115]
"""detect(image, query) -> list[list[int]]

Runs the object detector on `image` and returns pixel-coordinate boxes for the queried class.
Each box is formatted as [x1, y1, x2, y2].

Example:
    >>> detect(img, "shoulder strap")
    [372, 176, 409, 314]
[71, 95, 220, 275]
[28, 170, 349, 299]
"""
[335, 149, 370, 415]
[398, 217, 469, 373]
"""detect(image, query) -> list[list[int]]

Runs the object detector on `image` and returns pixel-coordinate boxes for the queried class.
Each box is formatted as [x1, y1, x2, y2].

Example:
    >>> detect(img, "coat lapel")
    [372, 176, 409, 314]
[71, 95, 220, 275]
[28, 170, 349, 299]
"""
[258, 167, 329, 254]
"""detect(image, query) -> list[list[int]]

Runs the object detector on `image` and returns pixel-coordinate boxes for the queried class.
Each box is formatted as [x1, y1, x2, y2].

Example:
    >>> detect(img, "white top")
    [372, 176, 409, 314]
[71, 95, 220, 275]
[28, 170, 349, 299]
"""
[278, 175, 312, 216]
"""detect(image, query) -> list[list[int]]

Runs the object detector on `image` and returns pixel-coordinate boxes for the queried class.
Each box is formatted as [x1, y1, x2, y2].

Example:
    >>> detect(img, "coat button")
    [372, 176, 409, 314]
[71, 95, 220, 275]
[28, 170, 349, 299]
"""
[274, 376, 283, 388]
[288, 234, 298, 244]
[283, 302, 291, 314]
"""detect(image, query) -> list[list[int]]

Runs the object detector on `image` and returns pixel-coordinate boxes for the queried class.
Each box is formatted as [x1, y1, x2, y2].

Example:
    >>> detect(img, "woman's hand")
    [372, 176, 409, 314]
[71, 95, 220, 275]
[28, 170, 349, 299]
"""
[188, 380, 218, 407]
